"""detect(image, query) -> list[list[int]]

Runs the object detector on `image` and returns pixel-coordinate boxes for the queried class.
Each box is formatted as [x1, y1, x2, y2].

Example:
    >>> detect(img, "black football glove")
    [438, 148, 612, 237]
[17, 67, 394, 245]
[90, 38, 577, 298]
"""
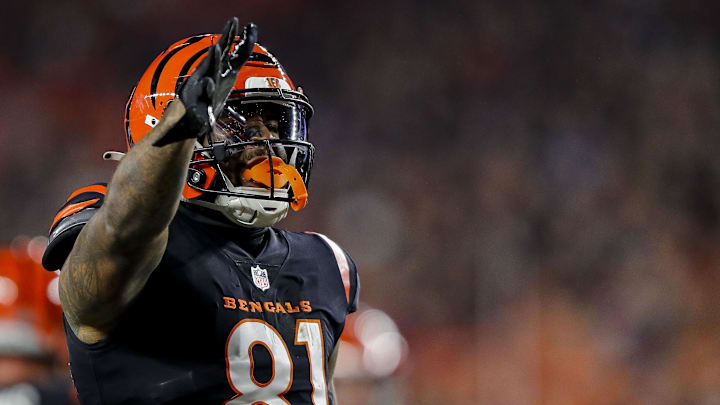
[154, 18, 258, 147]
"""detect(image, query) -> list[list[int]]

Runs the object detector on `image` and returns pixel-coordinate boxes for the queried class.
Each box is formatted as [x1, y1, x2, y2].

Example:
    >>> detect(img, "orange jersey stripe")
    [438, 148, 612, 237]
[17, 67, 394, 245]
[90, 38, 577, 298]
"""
[50, 198, 100, 231]
[66, 185, 107, 202]
[311, 233, 351, 304]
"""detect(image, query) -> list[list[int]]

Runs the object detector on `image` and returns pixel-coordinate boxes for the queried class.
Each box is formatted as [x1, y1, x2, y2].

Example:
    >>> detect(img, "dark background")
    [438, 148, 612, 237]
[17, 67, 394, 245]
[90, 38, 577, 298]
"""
[2, 1, 720, 403]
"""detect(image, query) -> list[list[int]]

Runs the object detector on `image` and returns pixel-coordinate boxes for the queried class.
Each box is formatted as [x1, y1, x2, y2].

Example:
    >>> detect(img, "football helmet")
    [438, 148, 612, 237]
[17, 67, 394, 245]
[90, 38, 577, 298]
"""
[124, 34, 314, 228]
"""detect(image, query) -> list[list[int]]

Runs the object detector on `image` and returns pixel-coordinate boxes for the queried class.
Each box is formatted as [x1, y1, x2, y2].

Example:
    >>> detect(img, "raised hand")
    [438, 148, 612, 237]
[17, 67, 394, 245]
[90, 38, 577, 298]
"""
[212, 20, 257, 118]
[154, 19, 258, 147]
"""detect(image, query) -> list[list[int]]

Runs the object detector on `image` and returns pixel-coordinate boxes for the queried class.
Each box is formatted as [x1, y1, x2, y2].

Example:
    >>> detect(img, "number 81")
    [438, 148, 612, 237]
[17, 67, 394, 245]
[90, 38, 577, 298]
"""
[225, 319, 328, 405]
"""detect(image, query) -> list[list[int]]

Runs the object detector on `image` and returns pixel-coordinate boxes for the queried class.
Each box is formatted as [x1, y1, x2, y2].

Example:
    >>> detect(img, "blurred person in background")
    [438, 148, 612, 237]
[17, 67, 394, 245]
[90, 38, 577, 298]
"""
[0, 244, 77, 405]
[0, 320, 76, 405]
[40, 17, 359, 405]
[332, 304, 408, 405]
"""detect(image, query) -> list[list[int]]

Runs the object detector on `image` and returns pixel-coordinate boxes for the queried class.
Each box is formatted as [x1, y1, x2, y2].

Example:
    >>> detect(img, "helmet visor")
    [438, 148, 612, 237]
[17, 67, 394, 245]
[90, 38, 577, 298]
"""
[214, 100, 309, 143]
[189, 100, 313, 203]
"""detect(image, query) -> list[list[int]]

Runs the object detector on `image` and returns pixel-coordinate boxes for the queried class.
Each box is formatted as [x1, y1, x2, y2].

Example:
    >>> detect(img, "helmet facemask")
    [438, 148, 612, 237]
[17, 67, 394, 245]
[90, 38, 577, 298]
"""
[184, 93, 314, 228]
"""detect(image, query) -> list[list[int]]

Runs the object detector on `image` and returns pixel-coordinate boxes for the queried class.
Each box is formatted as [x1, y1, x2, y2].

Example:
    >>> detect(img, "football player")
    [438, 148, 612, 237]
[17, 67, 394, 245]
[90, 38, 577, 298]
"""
[41, 18, 359, 405]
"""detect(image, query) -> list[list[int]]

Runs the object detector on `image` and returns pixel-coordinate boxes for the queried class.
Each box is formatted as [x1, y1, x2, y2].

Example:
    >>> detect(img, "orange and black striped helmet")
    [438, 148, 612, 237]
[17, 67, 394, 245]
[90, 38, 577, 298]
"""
[124, 33, 314, 219]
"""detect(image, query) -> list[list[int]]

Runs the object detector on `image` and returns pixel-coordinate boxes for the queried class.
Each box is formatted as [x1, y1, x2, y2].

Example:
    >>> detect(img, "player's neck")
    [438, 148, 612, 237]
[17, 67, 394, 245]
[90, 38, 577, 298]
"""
[229, 227, 268, 258]
[180, 203, 269, 258]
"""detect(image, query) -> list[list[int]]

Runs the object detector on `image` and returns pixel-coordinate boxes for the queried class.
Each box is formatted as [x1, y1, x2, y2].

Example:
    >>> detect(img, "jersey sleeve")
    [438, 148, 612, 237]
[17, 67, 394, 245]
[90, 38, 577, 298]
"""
[41, 183, 107, 271]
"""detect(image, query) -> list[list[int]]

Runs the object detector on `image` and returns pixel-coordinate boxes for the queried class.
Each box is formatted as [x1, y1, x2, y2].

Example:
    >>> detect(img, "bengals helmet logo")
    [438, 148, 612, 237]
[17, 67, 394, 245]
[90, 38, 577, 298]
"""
[266, 77, 281, 88]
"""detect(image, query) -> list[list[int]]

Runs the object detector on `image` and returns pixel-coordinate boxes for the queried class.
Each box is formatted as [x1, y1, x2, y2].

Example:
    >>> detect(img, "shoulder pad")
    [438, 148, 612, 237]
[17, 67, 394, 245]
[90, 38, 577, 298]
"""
[306, 232, 360, 314]
[41, 183, 107, 271]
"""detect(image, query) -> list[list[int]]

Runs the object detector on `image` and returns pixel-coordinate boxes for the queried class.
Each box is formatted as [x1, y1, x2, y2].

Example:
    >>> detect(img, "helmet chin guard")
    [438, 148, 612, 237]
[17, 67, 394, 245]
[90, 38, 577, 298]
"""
[185, 187, 289, 228]
[186, 160, 291, 228]
[182, 139, 313, 228]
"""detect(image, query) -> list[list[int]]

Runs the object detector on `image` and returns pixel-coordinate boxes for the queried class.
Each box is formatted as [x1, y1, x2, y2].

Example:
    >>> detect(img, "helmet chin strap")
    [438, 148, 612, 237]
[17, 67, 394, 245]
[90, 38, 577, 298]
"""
[241, 157, 308, 211]
[186, 192, 289, 228]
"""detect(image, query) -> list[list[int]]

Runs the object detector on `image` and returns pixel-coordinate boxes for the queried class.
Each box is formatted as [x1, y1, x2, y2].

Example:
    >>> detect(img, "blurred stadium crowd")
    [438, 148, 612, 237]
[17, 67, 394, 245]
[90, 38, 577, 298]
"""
[2, 1, 720, 404]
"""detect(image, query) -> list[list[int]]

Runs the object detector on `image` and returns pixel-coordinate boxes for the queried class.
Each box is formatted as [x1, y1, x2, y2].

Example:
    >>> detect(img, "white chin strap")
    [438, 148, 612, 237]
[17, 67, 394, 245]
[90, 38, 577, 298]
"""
[215, 187, 289, 228]
[186, 189, 290, 228]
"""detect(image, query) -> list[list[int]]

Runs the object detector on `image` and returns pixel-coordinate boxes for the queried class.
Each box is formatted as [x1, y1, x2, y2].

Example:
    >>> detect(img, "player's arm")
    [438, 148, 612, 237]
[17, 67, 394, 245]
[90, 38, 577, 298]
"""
[59, 101, 193, 342]
[59, 19, 256, 343]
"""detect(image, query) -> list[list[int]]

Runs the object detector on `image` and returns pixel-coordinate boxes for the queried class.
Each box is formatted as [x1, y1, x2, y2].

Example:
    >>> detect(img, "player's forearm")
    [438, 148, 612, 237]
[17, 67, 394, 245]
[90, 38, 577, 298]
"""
[101, 100, 194, 248]
[59, 100, 195, 335]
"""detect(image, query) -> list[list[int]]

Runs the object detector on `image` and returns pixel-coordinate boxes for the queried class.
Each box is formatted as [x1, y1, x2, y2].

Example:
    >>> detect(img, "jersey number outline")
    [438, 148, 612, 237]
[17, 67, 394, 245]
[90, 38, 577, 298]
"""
[225, 318, 328, 405]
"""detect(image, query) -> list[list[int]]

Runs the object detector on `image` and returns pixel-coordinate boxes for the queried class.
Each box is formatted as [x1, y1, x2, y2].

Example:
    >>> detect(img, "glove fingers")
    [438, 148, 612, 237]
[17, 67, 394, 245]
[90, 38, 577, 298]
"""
[210, 23, 256, 117]
[217, 17, 239, 55]
[207, 44, 222, 82]
[231, 23, 257, 64]
[227, 18, 240, 54]
[159, 19, 251, 147]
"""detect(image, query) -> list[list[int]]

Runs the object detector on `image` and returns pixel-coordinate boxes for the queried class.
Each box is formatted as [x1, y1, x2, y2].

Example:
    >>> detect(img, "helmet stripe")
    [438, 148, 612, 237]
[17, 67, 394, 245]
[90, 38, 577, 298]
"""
[177, 47, 211, 84]
[149, 35, 206, 109]
[247, 52, 276, 64]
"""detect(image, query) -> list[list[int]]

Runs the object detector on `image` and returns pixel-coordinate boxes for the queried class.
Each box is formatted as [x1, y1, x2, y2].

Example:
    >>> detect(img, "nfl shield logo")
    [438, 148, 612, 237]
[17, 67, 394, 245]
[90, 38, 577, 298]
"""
[250, 265, 270, 291]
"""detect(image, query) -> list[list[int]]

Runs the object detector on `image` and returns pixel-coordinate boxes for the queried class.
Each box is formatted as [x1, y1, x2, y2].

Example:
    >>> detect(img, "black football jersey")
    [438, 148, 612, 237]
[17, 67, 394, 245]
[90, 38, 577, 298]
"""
[63, 205, 359, 405]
